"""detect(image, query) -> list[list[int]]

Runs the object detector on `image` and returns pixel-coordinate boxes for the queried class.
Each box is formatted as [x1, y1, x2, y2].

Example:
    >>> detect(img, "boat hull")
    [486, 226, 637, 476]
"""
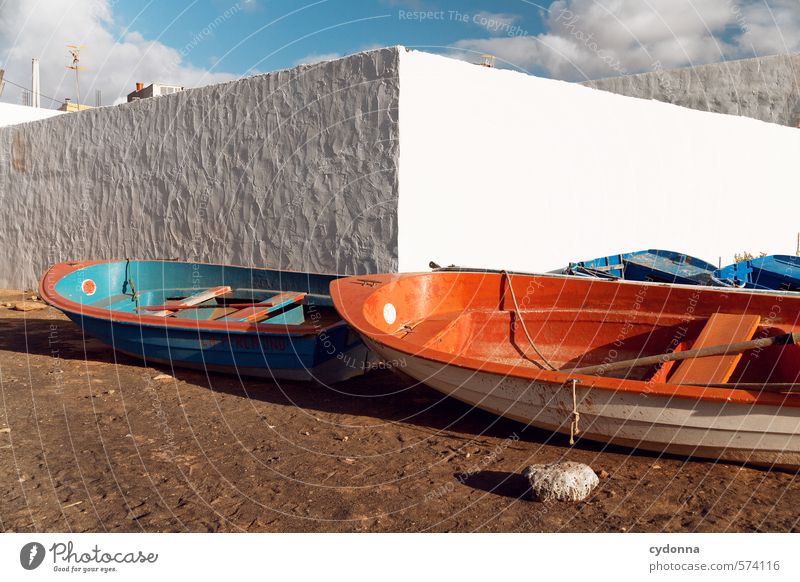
[366, 339, 800, 468]
[41, 260, 376, 384]
[717, 255, 800, 291]
[68, 312, 372, 383]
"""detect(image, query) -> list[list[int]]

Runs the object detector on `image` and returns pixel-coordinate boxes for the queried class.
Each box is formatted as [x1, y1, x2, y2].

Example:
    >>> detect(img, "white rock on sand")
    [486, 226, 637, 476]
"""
[524, 461, 599, 502]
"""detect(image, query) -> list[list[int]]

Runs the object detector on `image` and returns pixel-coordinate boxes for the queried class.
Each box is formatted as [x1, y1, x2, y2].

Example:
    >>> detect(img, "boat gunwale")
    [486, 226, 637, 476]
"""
[437, 266, 800, 297]
[40, 259, 346, 337]
[330, 271, 800, 408]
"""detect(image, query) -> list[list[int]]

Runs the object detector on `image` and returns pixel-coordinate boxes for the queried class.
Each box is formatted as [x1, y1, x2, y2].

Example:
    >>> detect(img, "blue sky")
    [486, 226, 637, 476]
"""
[110, 1, 552, 74]
[1, 1, 798, 107]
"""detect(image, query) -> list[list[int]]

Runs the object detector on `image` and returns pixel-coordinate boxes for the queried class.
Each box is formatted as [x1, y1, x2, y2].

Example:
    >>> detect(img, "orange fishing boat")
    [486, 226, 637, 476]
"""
[331, 271, 800, 468]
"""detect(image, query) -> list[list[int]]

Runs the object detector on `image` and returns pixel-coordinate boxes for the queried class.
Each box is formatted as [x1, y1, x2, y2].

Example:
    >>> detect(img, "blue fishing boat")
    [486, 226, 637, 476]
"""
[39, 260, 375, 383]
[558, 249, 724, 286]
[715, 255, 800, 291]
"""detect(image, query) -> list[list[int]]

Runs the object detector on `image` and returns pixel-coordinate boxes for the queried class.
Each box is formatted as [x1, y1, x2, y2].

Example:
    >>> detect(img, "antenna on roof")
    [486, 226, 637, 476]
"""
[67, 44, 86, 108]
[478, 54, 496, 68]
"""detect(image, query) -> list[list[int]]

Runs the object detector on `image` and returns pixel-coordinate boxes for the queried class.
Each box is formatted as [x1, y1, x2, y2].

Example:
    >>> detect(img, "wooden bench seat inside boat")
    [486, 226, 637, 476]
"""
[150, 286, 232, 317]
[668, 312, 761, 385]
[219, 291, 307, 324]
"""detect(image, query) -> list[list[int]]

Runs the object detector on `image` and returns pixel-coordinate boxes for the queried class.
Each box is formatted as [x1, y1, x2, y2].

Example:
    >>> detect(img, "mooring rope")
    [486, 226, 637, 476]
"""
[125, 259, 140, 308]
[502, 270, 556, 371]
[568, 378, 581, 445]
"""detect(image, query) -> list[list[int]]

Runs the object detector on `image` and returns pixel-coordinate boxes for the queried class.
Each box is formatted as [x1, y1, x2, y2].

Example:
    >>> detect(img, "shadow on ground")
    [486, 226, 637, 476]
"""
[0, 315, 689, 464]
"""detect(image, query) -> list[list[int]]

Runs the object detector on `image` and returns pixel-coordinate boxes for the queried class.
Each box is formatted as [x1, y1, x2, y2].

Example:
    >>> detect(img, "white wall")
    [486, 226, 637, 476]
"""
[0, 102, 63, 127]
[398, 49, 800, 272]
[0, 48, 399, 287]
[4, 47, 799, 287]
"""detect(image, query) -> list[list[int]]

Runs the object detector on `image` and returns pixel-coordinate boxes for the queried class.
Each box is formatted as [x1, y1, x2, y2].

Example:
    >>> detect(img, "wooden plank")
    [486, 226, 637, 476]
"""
[206, 306, 238, 321]
[669, 313, 761, 385]
[148, 286, 232, 317]
[219, 292, 306, 324]
[258, 291, 307, 307]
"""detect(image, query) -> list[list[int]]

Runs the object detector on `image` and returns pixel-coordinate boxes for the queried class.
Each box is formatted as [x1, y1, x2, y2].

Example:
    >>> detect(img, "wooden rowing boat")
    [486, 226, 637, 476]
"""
[40, 260, 375, 383]
[716, 255, 800, 291]
[556, 249, 725, 286]
[330, 271, 800, 468]
[561, 251, 800, 293]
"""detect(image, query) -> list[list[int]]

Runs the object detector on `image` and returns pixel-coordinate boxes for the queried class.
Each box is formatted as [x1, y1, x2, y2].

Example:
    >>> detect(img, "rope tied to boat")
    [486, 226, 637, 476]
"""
[568, 378, 580, 445]
[124, 259, 140, 308]
[501, 270, 556, 371]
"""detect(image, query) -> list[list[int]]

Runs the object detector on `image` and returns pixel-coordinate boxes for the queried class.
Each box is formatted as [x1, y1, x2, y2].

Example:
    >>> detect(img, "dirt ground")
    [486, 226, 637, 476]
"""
[1, 288, 798, 533]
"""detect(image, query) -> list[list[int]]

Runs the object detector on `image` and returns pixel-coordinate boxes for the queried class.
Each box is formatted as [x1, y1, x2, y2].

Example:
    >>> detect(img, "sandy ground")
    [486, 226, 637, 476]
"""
[1, 288, 798, 533]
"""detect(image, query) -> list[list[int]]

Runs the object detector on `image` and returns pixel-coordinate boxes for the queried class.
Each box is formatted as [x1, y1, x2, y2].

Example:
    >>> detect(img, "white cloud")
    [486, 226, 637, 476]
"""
[294, 44, 385, 67]
[239, 0, 261, 13]
[472, 12, 522, 35]
[452, 1, 800, 81]
[0, 0, 239, 108]
[293, 52, 343, 66]
[735, 0, 800, 56]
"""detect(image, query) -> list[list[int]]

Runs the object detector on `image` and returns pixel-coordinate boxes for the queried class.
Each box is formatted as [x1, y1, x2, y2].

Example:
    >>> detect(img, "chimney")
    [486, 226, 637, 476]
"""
[135, 82, 143, 92]
[31, 58, 40, 108]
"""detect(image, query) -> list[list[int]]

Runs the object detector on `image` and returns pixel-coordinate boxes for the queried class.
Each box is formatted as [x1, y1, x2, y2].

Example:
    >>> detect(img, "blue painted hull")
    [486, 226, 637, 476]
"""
[65, 312, 370, 381]
[40, 260, 375, 383]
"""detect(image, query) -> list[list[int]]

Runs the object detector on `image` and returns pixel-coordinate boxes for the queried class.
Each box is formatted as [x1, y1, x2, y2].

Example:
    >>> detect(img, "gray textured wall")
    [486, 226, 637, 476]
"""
[584, 53, 800, 127]
[0, 47, 400, 288]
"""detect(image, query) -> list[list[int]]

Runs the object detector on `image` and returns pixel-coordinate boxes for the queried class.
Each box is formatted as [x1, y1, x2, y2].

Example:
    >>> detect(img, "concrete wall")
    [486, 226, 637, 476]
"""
[584, 54, 800, 128]
[4, 47, 800, 287]
[0, 48, 400, 287]
[398, 49, 800, 273]
[0, 103, 64, 127]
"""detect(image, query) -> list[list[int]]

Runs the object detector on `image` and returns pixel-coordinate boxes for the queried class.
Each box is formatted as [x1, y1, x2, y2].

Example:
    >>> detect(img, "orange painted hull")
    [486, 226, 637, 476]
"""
[331, 272, 800, 467]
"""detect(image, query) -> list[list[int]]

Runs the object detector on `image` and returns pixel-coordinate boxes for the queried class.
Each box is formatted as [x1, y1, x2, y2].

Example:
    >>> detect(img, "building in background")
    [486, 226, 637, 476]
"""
[57, 98, 93, 112]
[0, 102, 64, 126]
[127, 82, 184, 102]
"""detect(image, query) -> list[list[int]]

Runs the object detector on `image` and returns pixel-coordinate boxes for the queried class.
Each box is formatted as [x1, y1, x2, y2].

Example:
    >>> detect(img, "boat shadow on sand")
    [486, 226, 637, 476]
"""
[0, 315, 688, 477]
[0, 316, 538, 437]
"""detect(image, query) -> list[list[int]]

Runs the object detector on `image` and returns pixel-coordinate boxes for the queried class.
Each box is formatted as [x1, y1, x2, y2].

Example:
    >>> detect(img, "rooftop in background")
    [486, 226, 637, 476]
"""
[0, 102, 64, 127]
[57, 99, 94, 112]
[127, 82, 185, 103]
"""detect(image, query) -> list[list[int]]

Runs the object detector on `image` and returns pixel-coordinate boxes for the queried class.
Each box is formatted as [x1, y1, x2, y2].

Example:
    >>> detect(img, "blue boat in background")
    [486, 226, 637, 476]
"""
[557, 249, 724, 286]
[715, 255, 800, 291]
[39, 260, 375, 384]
